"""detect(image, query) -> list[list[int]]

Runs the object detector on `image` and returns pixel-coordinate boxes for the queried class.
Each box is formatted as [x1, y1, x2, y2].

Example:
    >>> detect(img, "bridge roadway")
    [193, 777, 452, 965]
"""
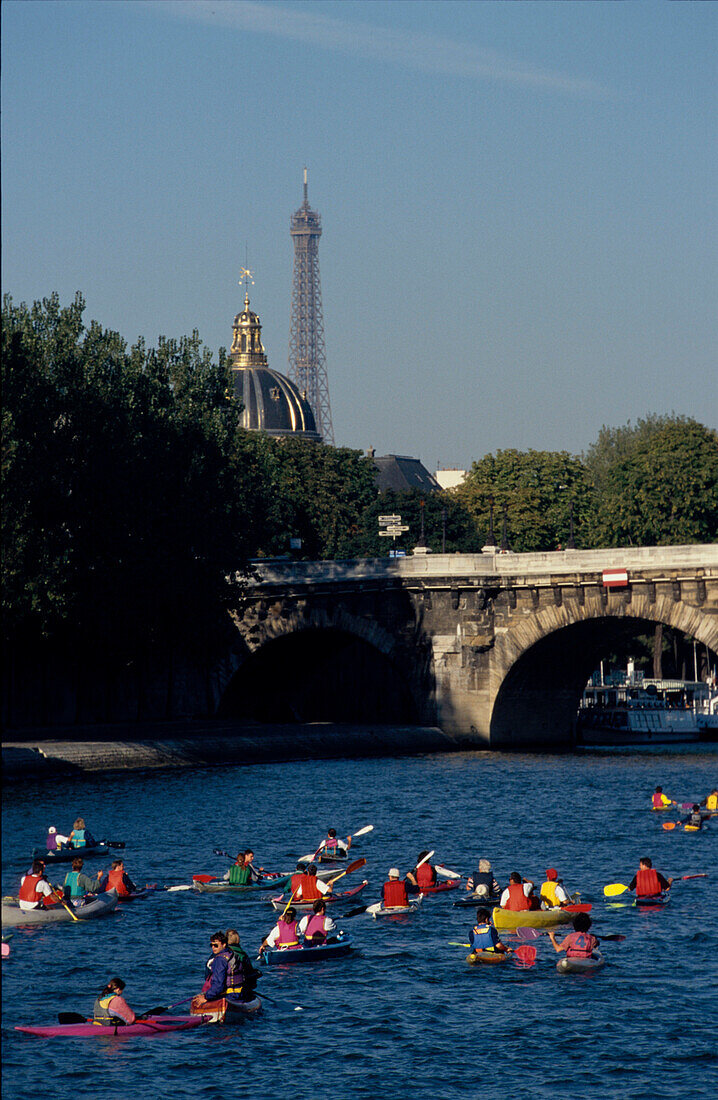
[225, 544, 718, 750]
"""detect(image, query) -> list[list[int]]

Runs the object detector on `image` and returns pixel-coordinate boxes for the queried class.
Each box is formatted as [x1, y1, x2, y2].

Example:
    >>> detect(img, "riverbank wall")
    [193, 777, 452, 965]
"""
[2, 720, 462, 779]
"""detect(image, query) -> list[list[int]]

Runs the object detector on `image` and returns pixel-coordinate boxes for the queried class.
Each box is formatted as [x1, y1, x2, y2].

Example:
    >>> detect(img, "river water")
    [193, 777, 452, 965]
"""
[2, 743, 716, 1100]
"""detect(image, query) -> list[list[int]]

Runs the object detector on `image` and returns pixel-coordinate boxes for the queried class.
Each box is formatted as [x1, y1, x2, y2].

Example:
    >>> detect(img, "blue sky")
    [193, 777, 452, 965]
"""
[3, 0, 716, 469]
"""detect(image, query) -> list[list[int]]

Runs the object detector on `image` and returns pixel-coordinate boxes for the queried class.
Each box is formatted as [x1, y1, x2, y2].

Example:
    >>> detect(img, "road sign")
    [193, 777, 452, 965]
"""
[380, 525, 409, 535]
[378, 515, 401, 524]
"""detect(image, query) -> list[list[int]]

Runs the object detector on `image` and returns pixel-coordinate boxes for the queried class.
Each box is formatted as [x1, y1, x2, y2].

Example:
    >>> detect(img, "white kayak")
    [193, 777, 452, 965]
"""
[366, 895, 423, 919]
[557, 952, 605, 974]
[2, 890, 119, 928]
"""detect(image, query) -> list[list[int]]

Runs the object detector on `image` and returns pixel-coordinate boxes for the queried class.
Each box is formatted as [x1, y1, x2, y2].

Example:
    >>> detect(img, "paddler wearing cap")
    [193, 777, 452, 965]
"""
[539, 868, 571, 908]
[382, 867, 415, 908]
[45, 826, 70, 851]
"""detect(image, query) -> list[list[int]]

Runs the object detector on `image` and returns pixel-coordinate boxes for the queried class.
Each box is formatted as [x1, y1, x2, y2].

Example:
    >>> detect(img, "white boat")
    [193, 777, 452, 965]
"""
[576, 674, 715, 746]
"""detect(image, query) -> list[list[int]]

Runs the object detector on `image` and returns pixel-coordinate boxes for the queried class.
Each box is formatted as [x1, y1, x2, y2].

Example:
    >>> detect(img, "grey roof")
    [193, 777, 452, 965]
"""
[231, 366, 321, 441]
[373, 455, 440, 493]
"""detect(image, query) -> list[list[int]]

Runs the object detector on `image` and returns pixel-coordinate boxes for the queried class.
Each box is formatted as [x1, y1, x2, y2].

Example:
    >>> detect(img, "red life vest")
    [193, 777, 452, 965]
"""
[276, 919, 299, 947]
[383, 880, 408, 907]
[416, 864, 436, 889]
[636, 868, 661, 897]
[19, 874, 47, 906]
[294, 874, 321, 901]
[505, 882, 531, 911]
[304, 914, 327, 942]
[107, 867, 130, 897]
[565, 931, 594, 958]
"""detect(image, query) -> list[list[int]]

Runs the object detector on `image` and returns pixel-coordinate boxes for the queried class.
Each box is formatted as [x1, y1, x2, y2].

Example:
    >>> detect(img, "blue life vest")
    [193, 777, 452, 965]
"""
[470, 922, 499, 952]
[71, 829, 86, 848]
[64, 871, 83, 898]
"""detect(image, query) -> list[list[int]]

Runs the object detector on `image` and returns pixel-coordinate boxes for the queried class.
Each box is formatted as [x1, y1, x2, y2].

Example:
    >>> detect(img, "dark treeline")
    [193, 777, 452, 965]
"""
[3, 293, 717, 698]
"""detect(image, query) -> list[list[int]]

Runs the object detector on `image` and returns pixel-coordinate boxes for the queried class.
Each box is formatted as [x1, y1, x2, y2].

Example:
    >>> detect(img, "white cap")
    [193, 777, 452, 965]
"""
[48, 827, 57, 834]
[388, 868, 400, 879]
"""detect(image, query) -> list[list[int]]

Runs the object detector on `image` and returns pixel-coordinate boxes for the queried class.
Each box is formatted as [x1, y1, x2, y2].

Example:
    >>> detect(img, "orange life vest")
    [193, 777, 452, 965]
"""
[293, 874, 321, 901]
[505, 882, 531, 911]
[107, 867, 130, 897]
[416, 864, 436, 889]
[636, 868, 661, 897]
[383, 880, 408, 907]
[19, 874, 46, 906]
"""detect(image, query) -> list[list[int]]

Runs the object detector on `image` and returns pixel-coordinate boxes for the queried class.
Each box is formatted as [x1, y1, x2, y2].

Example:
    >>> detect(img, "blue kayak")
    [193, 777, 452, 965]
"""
[260, 934, 354, 965]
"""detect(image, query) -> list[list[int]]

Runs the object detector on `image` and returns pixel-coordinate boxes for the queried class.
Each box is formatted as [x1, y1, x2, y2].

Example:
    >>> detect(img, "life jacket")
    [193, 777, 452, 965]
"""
[687, 812, 702, 829]
[19, 874, 46, 907]
[382, 879, 408, 908]
[651, 793, 666, 809]
[229, 864, 251, 886]
[565, 931, 594, 958]
[46, 833, 59, 851]
[64, 871, 84, 898]
[540, 881, 562, 907]
[471, 921, 497, 952]
[276, 919, 300, 948]
[93, 994, 125, 1024]
[636, 868, 661, 897]
[505, 882, 531, 911]
[416, 864, 436, 889]
[304, 914, 328, 942]
[71, 829, 87, 848]
[324, 836, 338, 852]
[106, 867, 130, 896]
[294, 874, 321, 901]
[707, 793, 718, 811]
[470, 871, 495, 897]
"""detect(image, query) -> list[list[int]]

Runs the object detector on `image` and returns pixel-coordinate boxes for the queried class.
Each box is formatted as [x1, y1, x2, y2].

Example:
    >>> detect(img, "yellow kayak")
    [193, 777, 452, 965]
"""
[466, 950, 508, 965]
[492, 906, 574, 930]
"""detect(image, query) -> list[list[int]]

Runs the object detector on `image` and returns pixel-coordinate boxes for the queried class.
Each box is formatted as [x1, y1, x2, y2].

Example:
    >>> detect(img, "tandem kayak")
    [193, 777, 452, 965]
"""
[467, 950, 509, 966]
[2, 890, 119, 928]
[269, 880, 368, 912]
[31, 844, 113, 863]
[15, 1014, 207, 1038]
[190, 995, 262, 1023]
[492, 904, 590, 931]
[557, 953, 605, 974]
[260, 934, 354, 965]
[366, 897, 423, 919]
[192, 874, 292, 895]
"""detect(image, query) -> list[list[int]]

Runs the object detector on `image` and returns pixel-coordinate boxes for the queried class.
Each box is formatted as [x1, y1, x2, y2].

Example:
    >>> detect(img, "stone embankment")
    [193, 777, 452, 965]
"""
[2, 720, 459, 780]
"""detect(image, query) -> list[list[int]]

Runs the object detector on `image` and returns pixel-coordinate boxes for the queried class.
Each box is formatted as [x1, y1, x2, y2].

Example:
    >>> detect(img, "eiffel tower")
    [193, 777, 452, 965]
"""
[288, 168, 334, 444]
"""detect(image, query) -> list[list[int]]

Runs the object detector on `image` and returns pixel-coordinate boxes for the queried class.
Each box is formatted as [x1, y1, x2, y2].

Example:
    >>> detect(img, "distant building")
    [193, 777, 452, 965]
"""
[369, 451, 440, 494]
[435, 468, 467, 490]
[230, 292, 321, 442]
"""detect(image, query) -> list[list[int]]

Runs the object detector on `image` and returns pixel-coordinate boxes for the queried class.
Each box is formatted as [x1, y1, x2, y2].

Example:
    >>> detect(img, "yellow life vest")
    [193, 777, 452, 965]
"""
[707, 793, 717, 811]
[540, 880, 562, 907]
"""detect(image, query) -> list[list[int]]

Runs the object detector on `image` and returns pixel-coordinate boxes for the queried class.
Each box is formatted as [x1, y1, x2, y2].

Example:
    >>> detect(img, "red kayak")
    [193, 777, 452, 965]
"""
[420, 879, 460, 895]
[15, 1015, 208, 1038]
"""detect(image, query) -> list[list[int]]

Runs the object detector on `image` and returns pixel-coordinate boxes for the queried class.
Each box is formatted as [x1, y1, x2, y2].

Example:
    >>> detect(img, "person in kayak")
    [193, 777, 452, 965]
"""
[499, 872, 539, 911]
[242, 850, 263, 883]
[93, 978, 136, 1025]
[382, 867, 413, 908]
[96, 859, 137, 897]
[298, 899, 337, 945]
[681, 804, 703, 829]
[629, 857, 673, 898]
[539, 868, 571, 908]
[465, 859, 501, 899]
[410, 851, 437, 891]
[46, 826, 69, 851]
[547, 913, 600, 959]
[223, 852, 252, 886]
[18, 860, 61, 911]
[290, 863, 332, 901]
[703, 788, 718, 812]
[651, 787, 675, 810]
[316, 828, 350, 859]
[260, 907, 301, 952]
[226, 930, 262, 1000]
[192, 931, 252, 1009]
[67, 818, 97, 849]
[64, 858, 100, 900]
[469, 907, 511, 955]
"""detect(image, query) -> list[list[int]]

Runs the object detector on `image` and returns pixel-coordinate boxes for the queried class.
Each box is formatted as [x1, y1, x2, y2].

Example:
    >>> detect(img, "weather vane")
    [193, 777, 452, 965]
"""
[238, 266, 255, 290]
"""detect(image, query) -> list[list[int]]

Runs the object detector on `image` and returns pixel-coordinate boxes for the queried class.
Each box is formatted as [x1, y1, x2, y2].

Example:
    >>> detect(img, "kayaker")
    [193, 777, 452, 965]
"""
[465, 859, 500, 899]
[651, 787, 675, 810]
[681, 804, 703, 829]
[539, 868, 571, 908]
[242, 849, 262, 883]
[97, 859, 137, 897]
[290, 862, 332, 901]
[46, 826, 69, 851]
[260, 907, 301, 952]
[411, 851, 437, 891]
[629, 857, 673, 898]
[193, 930, 254, 1008]
[226, 930, 262, 1000]
[316, 828, 350, 859]
[547, 913, 600, 959]
[223, 852, 252, 886]
[64, 858, 99, 900]
[298, 899, 337, 945]
[382, 867, 410, 908]
[93, 978, 136, 1025]
[499, 872, 539, 911]
[67, 818, 97, 849]
[703, 788, 718, 812]
[18, 860, 61, 911]
[469, 907, 511, 955]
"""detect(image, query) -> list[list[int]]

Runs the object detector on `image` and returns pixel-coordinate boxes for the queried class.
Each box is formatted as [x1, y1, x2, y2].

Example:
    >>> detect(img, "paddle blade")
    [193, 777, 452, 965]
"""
[662, 822, 677, 831]
[416, 850, 435, 869]
[58, 1012, 87, 1024]
[603, 883, 629, 897]
[448, 942, 471, 947]
[600, 934, 626, 942]
[350, 825, 374, 839]
[105, 841, 125, 849]
[516, 927, 541, 941]
[514, 945, 537, 968]
[435, 865, 461, 880]
[344, 906, 368, 918]
[681, 873, 707, 880]
[192, 875, 216, 883]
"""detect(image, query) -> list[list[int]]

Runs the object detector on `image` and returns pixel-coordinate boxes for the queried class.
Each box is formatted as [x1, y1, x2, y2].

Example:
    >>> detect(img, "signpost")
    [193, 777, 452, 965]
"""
[378, 514, 409, 553]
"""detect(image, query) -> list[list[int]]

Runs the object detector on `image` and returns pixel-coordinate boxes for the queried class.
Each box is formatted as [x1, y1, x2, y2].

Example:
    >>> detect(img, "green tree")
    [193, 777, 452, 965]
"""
[455, 449, 594, 552]
[354, 489, 483, 557]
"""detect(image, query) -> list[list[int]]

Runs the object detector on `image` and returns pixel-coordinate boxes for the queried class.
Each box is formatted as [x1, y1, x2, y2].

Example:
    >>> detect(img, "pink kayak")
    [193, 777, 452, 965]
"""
[15, 1014, 208, 1038]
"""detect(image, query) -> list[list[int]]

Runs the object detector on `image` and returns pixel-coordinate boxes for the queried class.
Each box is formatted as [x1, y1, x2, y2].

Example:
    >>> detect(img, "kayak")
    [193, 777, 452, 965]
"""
[190, 995, 262, 1023]
[635, 893, 670, 907]
[557, 953, 605, 974]
[260, 933, 353, 965]
[32, 844, 112, 863]
[192, 874, 292, 895]
[492, 905, 589, 931]
[15, 1014, 206, 1038]
[2, 890, 119, 928]
[453, 894, 501, 909]
[269, 880, 368, 912]
[116, 887, 157, 903]
[366, 897, 423, 919]
[466, 950, 509, 966]
[419, 880, 460, 895]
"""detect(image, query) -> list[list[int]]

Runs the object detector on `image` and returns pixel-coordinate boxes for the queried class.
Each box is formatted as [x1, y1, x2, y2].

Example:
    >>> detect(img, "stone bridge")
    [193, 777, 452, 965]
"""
[216, 544, 718, 750]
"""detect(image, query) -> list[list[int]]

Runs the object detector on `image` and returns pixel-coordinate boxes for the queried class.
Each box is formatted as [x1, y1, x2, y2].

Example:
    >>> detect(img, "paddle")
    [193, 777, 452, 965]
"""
[662, 822, 677, 830]
[192, 875, 216, 884]
[104, 841, 125, 850]
[311, 824, 374, 861]
[324, 858, 366, 885]
[517, 926, 626, 943]
[448, 941, 471, 947]
[435, 865, 461, 880]
[680, 873, 707, 880]
[58, 1012, 88, 1024]
[50, 888, 80, 922]
[603, 883, 629, 897]
[514, 945, 537, 968]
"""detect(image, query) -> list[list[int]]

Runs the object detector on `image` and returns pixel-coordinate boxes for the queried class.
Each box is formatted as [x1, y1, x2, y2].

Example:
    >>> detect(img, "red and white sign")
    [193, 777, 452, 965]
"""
[602, 569, 629, 588]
